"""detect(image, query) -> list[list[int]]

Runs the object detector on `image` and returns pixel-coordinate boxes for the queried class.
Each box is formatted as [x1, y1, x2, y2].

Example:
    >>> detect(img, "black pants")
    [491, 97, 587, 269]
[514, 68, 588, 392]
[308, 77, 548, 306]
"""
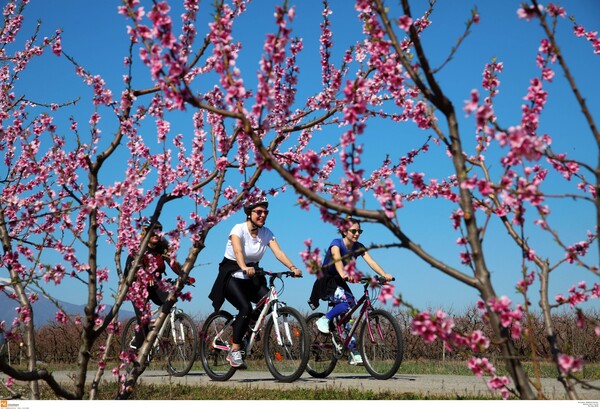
[224, 277, 269, 344]
[131, 285, 170, 348]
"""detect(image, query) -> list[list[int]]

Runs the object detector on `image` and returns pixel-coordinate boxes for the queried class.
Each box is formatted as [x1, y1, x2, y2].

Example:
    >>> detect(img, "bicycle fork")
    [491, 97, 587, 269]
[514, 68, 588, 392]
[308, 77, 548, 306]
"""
[169, 310, 183, 345]
[270, 304, 296, 348]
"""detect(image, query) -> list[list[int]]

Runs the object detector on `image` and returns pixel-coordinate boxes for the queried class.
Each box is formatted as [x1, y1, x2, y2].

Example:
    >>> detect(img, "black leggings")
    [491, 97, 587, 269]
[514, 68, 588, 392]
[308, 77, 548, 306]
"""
[131, 285, 170, 348]
[224, 277, 269, 344]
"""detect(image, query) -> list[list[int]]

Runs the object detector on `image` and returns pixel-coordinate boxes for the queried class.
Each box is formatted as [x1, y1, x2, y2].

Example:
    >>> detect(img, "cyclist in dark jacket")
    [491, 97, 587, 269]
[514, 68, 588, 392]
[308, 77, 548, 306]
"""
[125, 220, 182, 349]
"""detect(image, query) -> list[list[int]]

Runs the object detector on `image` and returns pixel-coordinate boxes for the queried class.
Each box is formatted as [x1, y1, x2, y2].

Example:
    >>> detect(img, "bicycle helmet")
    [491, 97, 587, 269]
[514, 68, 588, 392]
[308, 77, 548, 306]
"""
[141, 220, 163, 231]
[243, 196, 269, 215]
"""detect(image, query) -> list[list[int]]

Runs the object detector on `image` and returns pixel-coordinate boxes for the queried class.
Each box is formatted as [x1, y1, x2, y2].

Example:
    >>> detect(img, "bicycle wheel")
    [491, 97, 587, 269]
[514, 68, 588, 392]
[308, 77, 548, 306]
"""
[199, 310, 237, 381]
[165, 312, 197, 376]
[305, 312, 338, 378]
[358, 309, 403, 380]
[263, 306, 309, 382]
[120, 317, 138, 353]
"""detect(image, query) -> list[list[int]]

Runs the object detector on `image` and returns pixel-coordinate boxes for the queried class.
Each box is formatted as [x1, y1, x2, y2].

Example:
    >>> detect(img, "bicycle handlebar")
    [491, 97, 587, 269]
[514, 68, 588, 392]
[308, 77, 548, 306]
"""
[165, 277, 196, 287]
[345, 275, 394, 285]
[254, 267, 301, 279]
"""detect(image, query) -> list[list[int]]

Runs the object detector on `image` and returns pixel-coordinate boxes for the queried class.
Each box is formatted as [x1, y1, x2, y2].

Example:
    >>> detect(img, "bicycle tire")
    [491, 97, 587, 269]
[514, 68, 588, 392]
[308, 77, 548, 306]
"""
[263, 306, 309, 382]
[358, 309, 403, 380]
[121, 317, 138, 353]
[120, 316, 146, 373]
[166, 312, 198, 377]
[305, 312, 338, 378]
[199, 310, 237, 381]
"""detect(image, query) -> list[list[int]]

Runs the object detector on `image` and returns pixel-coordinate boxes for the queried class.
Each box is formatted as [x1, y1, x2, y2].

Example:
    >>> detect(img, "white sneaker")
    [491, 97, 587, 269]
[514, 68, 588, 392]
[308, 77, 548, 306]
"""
[226, 349, 244, 367]
[349, 350, 363, 366]
[316, 316, 330, 334]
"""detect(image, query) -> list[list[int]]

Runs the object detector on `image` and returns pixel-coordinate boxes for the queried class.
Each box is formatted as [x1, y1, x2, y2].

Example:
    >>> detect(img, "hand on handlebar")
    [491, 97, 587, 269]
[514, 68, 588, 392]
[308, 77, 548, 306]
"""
[244, 266, 256, 277]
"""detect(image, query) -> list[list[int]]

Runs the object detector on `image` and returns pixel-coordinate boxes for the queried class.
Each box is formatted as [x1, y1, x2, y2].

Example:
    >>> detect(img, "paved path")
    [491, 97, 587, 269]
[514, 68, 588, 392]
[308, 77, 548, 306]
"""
[133, 370, 600, 400]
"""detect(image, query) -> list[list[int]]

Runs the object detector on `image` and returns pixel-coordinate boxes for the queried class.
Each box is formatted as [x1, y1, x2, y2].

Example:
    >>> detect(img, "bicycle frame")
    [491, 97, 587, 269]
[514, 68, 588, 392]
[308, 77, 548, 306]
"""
[139, 305, 183, 355]
[211, 271, 292, 356]
[329, 278, 387, 354]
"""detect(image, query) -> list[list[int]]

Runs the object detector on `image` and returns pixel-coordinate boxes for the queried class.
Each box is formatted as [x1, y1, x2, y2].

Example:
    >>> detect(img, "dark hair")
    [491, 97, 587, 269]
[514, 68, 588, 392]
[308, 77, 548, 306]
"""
[339, 217, 360, 236]
[141, 220, 169, 252]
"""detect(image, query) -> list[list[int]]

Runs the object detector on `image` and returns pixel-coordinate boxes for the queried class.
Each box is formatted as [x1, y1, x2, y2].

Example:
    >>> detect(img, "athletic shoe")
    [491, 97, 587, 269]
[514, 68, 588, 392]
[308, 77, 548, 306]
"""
[348, 350, 363, 366]
[316, 316, 330, 334]
[226, 348, 244, 367]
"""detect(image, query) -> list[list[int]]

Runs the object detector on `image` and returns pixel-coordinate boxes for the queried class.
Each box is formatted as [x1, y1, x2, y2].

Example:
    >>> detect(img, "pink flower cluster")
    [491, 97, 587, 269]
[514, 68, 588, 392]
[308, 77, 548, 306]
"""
[555, 281, 599, 307]
[467, 357, 511, 399]
[480, 296, 524, 339]
[557, 353, 585, 375]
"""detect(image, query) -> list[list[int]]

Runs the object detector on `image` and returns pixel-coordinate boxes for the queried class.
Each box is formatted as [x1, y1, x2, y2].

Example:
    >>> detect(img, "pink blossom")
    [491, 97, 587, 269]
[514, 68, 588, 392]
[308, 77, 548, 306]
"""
[397, 15, 412, 32]
[51, 30, 62, 56]
[517, 5, 543, 21]
[378, 283, 395, 304]
[558, 353, 585, 375]
[55, 310, 68, 324]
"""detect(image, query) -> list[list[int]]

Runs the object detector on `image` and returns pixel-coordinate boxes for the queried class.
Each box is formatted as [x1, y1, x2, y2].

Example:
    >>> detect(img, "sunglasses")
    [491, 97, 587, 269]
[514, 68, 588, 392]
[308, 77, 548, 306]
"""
[252, 210, 269, 217]
[348, 228, 363, 235]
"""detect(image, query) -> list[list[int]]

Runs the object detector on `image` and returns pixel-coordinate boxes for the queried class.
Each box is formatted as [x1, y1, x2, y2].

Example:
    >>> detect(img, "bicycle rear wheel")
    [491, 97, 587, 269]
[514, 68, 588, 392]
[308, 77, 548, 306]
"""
[199, 310, 237, 381]
[305, 312, 338, 378]
[358, 309, 403, 380]
[165, 312, 197, 377]
[263, 306, 309, 382]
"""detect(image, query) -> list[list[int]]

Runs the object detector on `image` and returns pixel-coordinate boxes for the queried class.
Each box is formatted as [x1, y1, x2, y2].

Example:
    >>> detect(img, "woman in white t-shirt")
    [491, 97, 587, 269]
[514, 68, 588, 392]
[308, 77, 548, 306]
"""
[208, 197, 302, 368]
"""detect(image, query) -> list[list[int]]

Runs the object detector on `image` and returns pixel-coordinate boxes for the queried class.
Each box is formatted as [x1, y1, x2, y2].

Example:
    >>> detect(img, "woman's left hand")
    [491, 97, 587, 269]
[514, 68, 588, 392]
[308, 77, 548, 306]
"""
[291, 266, 302, 277]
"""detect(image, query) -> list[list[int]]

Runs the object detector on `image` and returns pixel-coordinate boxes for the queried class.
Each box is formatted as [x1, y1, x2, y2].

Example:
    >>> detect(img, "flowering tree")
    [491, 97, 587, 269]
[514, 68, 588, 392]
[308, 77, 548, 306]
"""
[0, 0, 598, 401]
[0, 0, 290, 400]
[249, 0, 599, 400]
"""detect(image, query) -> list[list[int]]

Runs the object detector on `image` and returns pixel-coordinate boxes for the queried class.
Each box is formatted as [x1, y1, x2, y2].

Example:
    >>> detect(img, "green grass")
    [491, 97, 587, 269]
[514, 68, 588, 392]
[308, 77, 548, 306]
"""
[13, 359, 599, 400]
[29, 381, 495, 400]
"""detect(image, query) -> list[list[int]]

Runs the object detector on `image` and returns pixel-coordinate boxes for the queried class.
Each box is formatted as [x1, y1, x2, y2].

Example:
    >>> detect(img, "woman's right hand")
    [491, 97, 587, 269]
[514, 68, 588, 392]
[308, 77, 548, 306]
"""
[244, 266, 255, 277]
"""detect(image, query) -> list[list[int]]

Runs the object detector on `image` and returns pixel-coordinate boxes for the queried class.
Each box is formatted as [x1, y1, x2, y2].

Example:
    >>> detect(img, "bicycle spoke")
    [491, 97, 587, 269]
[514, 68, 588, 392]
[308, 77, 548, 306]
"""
[263, 307, 309, 382]
[199, 311, 236, 381]
[166, 313, 197, 377]
[358, 309, 403, 380]
[305, 313, 337, 378]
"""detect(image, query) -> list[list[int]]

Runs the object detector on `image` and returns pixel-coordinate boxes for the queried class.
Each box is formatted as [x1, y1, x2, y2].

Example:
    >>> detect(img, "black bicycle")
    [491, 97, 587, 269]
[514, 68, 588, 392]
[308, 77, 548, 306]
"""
[306, 276, 403, 380]
[199, 268, 309, 382]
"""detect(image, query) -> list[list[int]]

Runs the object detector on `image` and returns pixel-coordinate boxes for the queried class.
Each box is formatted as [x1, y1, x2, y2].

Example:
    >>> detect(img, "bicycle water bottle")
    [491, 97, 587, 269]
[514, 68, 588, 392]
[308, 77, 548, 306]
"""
[345, 319, 357, 350]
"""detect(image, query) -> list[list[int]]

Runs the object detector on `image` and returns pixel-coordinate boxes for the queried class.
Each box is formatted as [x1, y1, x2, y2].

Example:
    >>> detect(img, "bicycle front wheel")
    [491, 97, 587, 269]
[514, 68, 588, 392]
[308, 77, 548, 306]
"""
[358, 309, 403, 380]
[199, 310, 237, 381]
[305, 312, 337, 378]
[263, 306, 309, 382]
[165, 312, 197, 377]
[120, 317, 138, 353]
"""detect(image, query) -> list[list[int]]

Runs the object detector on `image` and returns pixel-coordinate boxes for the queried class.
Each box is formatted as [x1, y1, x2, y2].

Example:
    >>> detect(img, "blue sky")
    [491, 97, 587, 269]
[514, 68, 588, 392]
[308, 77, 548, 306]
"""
[9, 0, 599, 320]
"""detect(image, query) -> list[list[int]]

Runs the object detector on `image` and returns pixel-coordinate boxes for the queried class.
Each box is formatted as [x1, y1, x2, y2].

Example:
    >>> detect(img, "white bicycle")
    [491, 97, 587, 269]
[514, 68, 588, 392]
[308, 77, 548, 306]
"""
[121, 279, 197, 377]
[199, 268, 309, 382]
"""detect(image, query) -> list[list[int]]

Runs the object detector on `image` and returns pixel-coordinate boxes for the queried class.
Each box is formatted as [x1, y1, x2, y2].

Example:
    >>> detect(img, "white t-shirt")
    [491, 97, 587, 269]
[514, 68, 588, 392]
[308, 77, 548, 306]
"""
[224, 222, 275, 279]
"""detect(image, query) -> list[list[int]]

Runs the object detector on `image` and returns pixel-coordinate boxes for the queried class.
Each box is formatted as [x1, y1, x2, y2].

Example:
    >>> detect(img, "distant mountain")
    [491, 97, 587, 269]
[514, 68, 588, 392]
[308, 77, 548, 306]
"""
[0, 277, 134, 327]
